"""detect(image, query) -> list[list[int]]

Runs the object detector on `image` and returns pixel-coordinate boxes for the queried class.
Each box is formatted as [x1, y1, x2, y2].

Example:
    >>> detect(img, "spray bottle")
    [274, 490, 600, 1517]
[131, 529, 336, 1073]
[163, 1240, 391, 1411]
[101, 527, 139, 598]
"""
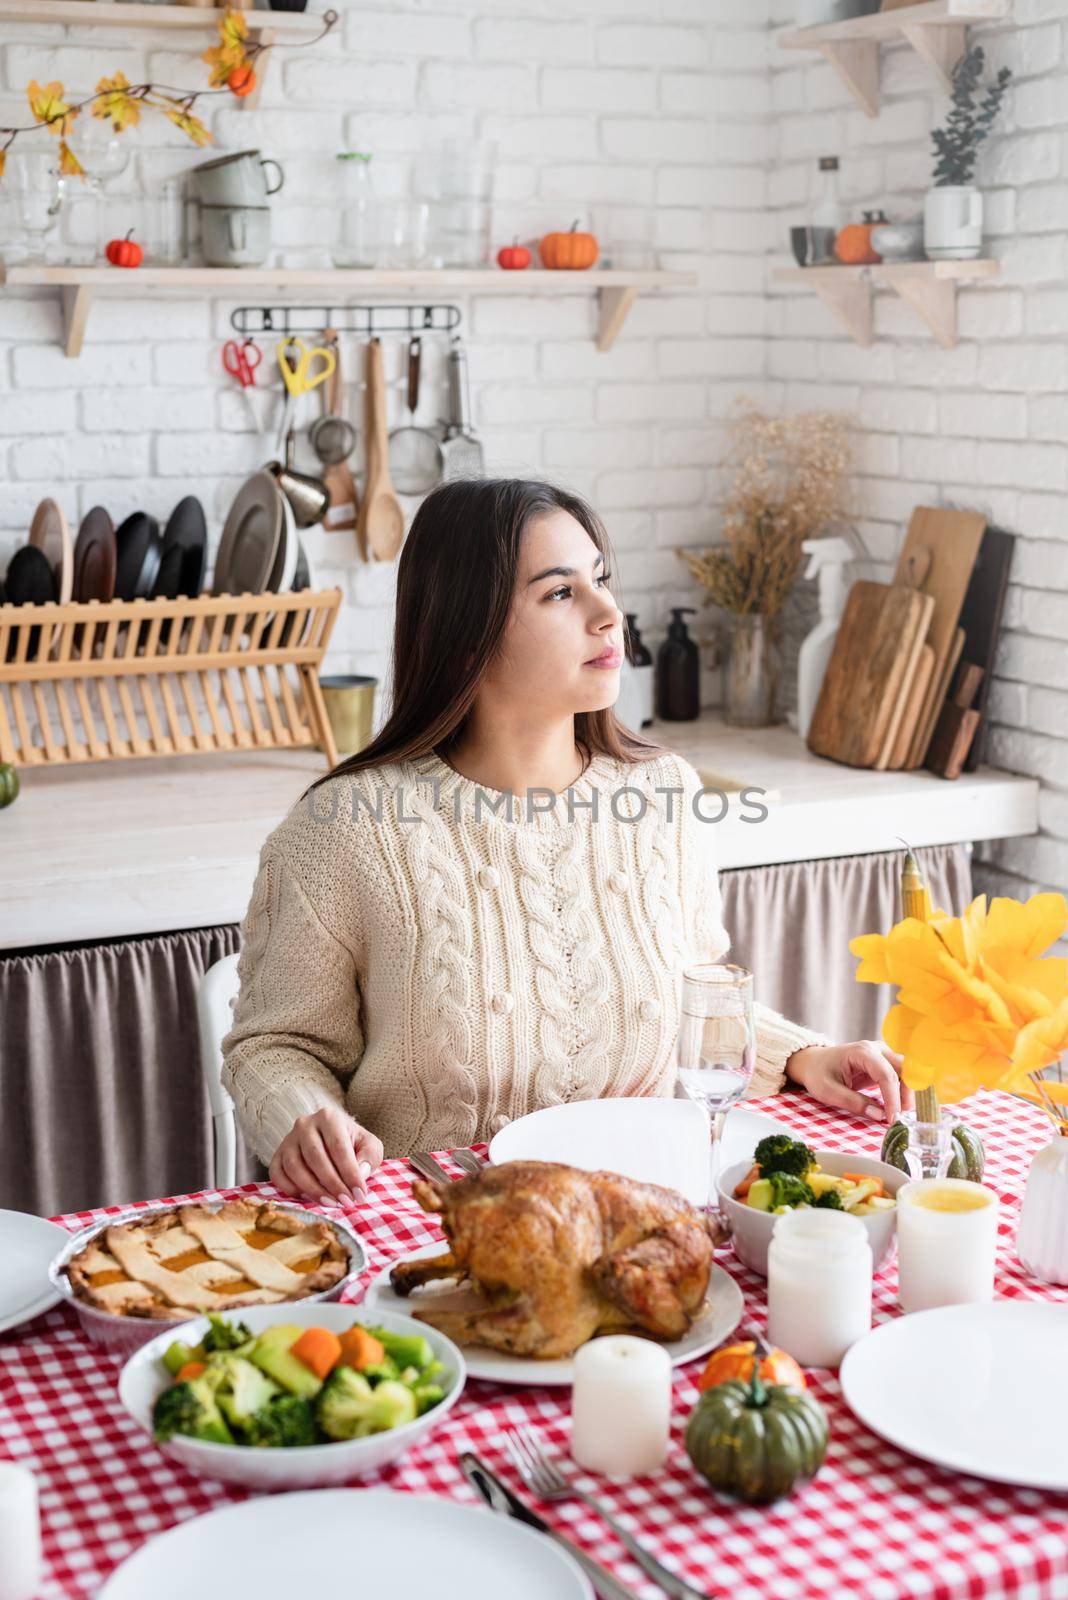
[796, 537, 854, 741]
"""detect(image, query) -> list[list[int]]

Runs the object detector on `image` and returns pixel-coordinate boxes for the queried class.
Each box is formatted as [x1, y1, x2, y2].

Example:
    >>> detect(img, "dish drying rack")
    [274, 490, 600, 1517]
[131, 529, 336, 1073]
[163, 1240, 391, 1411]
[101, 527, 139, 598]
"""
[0, 589, 342, 769]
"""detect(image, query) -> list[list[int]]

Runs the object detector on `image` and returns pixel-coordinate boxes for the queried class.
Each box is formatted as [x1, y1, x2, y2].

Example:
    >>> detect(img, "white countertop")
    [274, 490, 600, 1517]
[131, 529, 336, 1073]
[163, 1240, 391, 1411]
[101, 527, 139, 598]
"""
[2, 715, 1039, 951]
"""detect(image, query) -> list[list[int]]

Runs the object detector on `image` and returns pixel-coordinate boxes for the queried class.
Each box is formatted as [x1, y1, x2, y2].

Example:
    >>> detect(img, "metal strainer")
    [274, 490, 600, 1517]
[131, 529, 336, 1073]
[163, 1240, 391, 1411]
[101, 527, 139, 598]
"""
[387, 335, 445, 496]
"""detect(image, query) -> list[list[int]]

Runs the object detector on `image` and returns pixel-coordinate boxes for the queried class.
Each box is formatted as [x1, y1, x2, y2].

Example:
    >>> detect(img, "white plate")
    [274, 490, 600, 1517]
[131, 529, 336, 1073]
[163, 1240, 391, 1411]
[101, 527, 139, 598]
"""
[365, 1242, 743, 1386]
[99, 1488, 592, 1599]
[0, 1209, 68, 1334]
[840, 1301, 1068, 1489]
[488, 1097, 793, 1206]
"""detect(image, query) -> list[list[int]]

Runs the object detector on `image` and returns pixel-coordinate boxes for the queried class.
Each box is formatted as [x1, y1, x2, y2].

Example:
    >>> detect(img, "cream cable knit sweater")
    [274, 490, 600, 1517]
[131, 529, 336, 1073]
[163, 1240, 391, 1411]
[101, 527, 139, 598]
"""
[222, 748, 828, 1165]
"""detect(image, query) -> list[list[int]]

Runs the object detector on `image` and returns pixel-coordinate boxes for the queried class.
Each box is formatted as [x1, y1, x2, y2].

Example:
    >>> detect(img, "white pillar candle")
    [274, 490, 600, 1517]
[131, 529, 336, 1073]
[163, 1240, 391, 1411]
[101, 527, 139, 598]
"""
[767, 1208, 872, 1368]
[570, 1335, 673, 1478]
[0, 1462, 42, 1600]
[897, 1179, 999, 1314]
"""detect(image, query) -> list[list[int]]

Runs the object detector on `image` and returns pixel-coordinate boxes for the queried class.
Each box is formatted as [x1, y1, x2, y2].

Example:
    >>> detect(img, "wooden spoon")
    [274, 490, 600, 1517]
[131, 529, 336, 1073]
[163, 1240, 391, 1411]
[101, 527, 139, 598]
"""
[356, 337, 405, 562]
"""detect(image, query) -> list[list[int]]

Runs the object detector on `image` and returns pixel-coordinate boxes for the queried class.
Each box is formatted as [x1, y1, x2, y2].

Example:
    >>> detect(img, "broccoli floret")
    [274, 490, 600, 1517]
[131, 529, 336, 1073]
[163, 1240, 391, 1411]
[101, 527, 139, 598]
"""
[201, 1313, 254, 1353]
[213, 1356, 281, 1426]
[358, 1356, 401, 1387]
[161, 1338, 198, 1378]
[316, 1367, 417, 1441]
[153, 1377, 234, 1445]
[243, 1394, 321, 1448]
[768, 1171, 815, 1210]
[813, 1188, 844, 1210]
[754, 1135, 816, 1180]
[360, 1325, 436, 1373]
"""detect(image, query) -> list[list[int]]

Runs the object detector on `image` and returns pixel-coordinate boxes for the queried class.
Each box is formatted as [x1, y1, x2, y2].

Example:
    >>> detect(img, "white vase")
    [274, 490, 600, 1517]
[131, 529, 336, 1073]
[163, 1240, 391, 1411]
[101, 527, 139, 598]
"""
[924, 185, 983, 260]
[1016, 1134, 1068, 1285]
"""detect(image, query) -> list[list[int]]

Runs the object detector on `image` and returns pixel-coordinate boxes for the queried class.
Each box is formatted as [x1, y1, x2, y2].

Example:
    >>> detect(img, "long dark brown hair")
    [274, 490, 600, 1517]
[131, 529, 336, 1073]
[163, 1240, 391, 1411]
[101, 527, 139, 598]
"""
[308, 478, 662, 793]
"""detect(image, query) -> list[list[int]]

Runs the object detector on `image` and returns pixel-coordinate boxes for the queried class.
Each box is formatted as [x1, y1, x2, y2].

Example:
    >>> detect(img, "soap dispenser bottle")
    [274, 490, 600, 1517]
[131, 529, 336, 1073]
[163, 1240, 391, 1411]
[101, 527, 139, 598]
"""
[656, 607, 700, 721]
[624, 613, 654, 728]
[796, 536, 854, 740]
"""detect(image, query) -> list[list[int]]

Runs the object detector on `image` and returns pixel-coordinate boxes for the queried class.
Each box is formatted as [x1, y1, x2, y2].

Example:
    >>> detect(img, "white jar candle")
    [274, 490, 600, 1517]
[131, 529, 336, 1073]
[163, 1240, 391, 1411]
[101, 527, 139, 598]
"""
[896, 1178, 999, 1313]
[570, 1335, 672, 1478]
[0, 1462, 42, 1600]
[767, 1208, 872, 1368]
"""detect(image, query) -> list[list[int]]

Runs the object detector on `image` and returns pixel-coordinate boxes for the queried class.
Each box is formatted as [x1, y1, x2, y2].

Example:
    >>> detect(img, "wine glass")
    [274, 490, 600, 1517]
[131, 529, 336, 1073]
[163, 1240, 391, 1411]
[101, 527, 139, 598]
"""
[675, 963, 756, 1212]
[8, 152, 62, 263]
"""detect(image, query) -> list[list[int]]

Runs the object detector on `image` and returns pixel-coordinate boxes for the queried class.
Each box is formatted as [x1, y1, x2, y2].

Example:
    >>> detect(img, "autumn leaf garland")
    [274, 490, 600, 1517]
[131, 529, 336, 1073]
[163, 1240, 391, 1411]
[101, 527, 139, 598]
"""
[0, 9, 337, 179]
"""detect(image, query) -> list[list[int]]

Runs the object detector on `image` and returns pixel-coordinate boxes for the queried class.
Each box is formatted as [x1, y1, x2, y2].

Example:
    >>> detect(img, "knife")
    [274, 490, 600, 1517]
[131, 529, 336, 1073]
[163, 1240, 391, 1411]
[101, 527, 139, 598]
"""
[459, 1451, 642, 1600]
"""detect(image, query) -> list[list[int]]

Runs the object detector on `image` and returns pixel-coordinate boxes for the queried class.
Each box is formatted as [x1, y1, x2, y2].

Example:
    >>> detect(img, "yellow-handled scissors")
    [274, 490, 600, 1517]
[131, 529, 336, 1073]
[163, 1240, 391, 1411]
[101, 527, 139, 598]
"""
[277, 338, 336, 398]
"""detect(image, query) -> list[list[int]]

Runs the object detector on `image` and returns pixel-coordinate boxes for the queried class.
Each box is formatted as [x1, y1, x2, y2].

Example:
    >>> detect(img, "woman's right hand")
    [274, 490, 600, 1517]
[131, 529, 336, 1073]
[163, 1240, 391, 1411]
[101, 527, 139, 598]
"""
[268, 1106, 384, 1208]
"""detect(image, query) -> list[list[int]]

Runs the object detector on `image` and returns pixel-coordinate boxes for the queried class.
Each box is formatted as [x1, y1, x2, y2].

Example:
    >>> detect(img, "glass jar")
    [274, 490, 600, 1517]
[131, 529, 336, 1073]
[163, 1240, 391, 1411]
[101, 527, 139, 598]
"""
[726, 613, 780, 728]
[334, 151, 375, 268]
[767, 1208, 872, 1367]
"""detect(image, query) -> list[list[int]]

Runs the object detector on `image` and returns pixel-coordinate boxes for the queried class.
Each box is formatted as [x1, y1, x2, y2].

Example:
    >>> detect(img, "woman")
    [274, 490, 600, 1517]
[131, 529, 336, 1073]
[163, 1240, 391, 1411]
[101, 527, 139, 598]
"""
[222, 479, 909, 1207]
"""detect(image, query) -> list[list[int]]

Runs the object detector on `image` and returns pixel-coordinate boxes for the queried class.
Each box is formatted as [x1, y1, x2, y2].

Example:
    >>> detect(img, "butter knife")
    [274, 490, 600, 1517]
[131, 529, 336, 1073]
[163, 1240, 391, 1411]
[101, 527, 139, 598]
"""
[459, 1451, 641, 1600]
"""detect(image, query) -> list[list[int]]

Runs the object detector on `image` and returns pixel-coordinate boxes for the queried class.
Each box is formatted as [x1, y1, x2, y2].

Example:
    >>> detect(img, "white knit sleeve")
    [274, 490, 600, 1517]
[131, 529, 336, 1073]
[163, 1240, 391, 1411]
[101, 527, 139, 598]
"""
[673, 755, 828, 1101]
[221, 847, 365, 1166]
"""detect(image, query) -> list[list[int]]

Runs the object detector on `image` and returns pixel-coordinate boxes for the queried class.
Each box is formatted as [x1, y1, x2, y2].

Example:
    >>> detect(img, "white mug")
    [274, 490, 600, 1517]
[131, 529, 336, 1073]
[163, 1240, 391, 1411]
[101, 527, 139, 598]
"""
[193, 149, 284, 208]
[201, 204, 271, 266]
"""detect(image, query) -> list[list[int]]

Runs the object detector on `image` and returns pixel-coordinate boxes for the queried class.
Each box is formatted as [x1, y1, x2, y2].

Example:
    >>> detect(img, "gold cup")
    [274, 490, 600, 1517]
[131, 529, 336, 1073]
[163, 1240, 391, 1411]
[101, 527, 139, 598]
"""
[319, 675, 378, 758]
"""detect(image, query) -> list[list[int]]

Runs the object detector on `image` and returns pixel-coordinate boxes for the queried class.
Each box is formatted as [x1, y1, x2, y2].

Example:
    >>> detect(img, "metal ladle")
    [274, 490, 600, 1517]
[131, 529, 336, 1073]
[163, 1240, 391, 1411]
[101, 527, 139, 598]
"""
[309, 329, 357, 466]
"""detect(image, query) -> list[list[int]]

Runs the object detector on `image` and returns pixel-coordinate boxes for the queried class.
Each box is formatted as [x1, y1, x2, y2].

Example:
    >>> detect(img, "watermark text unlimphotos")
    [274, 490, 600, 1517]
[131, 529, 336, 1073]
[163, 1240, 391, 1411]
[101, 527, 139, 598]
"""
[305, 778, 770, 827]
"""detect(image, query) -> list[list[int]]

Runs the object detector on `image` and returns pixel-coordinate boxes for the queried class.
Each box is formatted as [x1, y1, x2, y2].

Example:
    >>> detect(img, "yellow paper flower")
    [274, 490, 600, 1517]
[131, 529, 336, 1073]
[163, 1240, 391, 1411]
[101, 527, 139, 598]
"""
[851, 892, 1068, 1101]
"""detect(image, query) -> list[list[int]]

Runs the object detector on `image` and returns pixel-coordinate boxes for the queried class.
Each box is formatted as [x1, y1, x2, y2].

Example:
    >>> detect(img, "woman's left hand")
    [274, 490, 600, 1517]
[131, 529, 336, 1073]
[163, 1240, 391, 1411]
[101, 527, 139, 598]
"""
[784, 1041, 914, 1125]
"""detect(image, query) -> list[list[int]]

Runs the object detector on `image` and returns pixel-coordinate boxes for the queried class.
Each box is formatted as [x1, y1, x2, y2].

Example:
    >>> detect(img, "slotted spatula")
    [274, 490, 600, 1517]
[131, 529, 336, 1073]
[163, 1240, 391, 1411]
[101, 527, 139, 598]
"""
[356, 337, 405, 562]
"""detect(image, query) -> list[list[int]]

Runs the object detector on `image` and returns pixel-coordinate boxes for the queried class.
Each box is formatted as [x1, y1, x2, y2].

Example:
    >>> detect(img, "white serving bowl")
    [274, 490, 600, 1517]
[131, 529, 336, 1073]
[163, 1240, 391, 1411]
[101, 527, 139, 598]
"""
[49, 1202, 366, 1357]
[119, 1304, 466, 1491]
[717, 1149, 907, 1278]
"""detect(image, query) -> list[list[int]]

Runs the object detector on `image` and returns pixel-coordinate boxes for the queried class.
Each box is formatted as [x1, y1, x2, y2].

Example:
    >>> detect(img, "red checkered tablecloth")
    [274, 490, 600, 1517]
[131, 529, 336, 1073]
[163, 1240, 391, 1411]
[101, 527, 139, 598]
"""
[3, 1090, 1067, 1600]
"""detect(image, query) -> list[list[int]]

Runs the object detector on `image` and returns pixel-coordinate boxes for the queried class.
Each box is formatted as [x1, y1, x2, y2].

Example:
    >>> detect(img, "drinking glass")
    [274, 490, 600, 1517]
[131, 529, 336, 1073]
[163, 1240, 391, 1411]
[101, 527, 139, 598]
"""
[675, 962, 756, 1209]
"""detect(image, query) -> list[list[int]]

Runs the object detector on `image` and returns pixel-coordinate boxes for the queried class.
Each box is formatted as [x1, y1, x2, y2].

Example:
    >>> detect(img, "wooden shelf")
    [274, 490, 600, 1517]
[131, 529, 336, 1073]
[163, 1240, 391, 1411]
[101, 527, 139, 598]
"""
[0, 265, 697, 356]
[773, 260, 999, 347]
[0, 1, 319, 34]
[778, 1, 1012, 118]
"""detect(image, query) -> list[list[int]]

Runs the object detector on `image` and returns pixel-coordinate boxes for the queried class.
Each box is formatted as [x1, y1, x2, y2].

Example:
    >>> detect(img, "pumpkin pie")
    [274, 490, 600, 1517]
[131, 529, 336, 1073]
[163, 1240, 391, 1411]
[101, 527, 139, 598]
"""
[66, 1199, 350, 1320]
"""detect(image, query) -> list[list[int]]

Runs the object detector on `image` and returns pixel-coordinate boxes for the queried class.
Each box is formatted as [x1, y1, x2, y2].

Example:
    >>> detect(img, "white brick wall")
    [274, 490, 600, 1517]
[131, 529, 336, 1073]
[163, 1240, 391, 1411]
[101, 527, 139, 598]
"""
[767, 0, 1068, 902]
[0, 0, 772, 709]
[1, 0, 1063, 904]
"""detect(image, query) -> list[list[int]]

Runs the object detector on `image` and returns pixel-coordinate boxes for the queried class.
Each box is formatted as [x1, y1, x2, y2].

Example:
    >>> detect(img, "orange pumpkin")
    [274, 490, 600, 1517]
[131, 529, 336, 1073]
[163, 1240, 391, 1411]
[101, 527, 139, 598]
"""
[697, 1341, 806, 1393]
[228, 63, 257, 98]
[834, 210, 886, 266]
[539, 220, 599, 271]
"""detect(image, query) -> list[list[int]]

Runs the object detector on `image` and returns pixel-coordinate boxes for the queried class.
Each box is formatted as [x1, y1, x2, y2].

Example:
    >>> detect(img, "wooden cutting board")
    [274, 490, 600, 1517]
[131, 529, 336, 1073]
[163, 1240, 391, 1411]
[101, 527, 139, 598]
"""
[956, 525, 1016, 773]
[807, 580, 934, 767]
[892, 506, 986, 768]
[874, 546, 931, 771]
[885, 643, 935, 770]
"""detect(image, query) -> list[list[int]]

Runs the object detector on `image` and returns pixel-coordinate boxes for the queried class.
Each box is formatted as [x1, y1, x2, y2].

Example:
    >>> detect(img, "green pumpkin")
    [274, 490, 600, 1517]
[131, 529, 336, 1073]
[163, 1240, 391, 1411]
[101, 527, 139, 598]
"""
[0, 763, 18, 809]
[685, 1368, 829, 1504]
[881, 1119, 986, 1182]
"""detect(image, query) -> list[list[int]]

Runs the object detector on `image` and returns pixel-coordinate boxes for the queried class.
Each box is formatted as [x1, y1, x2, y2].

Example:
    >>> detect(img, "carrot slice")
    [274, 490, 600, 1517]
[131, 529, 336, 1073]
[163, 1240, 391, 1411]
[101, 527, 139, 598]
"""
[733, 1164, 761, 1199]
[175, 1361, 207, 1382]
[290, 1326, 343, 1380]
[338, 1326, 386, 1372]
[843, 1173, 885, 1197]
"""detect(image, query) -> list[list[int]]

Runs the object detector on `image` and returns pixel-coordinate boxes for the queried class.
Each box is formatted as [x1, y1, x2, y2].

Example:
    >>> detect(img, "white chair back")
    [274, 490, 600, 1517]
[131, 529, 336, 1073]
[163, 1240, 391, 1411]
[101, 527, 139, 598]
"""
[196, 952, 241, 1190]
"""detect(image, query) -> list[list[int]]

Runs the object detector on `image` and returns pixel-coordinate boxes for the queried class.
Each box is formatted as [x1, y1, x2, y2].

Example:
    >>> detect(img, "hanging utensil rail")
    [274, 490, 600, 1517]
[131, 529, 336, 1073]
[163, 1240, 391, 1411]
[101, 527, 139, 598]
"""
[231, 303, 463, 338]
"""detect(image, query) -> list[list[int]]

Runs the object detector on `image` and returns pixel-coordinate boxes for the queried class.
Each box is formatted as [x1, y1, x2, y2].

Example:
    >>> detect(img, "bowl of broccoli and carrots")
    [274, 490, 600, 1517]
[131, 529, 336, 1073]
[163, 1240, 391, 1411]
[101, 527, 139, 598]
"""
[716, 1135, 907, 1278]
[119, 1305, 466, 1490]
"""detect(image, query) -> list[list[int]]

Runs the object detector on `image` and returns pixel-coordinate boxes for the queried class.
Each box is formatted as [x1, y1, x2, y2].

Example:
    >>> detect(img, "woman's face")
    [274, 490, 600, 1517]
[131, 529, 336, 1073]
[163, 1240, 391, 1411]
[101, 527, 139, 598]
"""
[488, 509, 624, 716]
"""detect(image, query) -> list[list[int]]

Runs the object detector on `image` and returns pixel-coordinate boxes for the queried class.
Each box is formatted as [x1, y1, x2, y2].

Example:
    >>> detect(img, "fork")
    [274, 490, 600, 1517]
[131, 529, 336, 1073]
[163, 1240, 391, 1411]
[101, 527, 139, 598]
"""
[504, 1425, 714, 1600]
[408, 1151, 452, 1185]
[450, 1147, 485, 1177]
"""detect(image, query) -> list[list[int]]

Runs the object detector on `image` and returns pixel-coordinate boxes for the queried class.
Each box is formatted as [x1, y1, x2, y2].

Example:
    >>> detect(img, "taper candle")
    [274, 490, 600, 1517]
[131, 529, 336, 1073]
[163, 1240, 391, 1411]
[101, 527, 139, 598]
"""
[0, 1462, 42, 1600]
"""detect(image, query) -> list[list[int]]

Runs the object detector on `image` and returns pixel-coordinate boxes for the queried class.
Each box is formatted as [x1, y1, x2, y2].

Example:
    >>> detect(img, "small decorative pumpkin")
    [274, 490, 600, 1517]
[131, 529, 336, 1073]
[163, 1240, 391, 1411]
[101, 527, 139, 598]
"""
[497, 237, 532, 271]
[539, 220, 599, 271]
[686, 1368, 829, 1504]
[882, 1119, 986, 1182]
[697, 1340, 806, 1393]
[0, 763, 19, 808]
[105, 230, 143, 270]
[834, 210, 887, 266]
[227, 63, 257, 99]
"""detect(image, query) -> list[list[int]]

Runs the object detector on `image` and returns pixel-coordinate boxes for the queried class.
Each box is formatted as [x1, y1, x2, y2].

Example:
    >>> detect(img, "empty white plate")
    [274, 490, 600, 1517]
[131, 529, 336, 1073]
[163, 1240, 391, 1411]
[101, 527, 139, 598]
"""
[840, 1301, 1068, 1489]
[100, 1489, 592, 1599]
[488, 1097, 792, 1206]
[365, 1243, 743, 1387]
[0, 1209, 68, 1335]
